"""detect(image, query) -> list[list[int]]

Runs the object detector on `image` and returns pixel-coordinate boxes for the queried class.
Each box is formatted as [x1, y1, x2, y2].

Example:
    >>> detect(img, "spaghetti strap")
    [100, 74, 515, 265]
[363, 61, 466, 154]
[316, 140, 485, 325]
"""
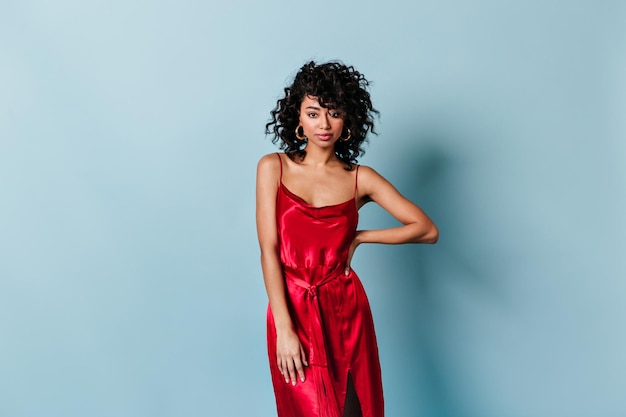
[276, 152, 283, 182]
[353, 165, 360, 198]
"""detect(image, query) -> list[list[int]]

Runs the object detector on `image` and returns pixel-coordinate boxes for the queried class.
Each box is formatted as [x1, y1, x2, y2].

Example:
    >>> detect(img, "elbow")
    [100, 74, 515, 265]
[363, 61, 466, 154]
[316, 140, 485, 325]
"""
[259, 244, 280, 262]
[416, 222, 439, 244]
[427, 224, 439, 244]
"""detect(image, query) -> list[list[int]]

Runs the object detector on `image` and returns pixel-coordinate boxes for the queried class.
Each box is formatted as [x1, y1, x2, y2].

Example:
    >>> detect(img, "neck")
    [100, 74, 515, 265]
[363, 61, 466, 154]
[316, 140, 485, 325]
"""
[302, 145, 336, 166]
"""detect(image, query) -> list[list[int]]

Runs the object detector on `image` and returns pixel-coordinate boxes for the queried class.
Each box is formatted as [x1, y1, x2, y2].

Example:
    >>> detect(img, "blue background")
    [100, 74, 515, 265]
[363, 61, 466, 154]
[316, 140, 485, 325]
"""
[1, 1, 625, 416]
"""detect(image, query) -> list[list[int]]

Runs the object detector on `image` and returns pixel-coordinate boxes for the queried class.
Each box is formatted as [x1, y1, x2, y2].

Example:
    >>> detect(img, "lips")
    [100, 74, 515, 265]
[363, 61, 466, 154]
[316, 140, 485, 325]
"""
[316, 134, 332, 141]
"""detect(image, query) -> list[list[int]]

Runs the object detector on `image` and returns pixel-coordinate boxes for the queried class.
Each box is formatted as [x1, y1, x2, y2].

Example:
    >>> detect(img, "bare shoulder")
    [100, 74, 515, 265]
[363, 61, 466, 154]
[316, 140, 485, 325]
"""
[357, 164, 401, 200]
[257, 152, 282, 177]
[357, 165, 381, 178]
[357, 165, 389, 187]
[257, 152, 280, 169]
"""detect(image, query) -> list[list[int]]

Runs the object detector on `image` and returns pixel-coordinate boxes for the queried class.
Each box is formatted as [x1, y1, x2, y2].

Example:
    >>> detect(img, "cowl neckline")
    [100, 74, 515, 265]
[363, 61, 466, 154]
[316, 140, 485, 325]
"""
[280, 182, 356, 210]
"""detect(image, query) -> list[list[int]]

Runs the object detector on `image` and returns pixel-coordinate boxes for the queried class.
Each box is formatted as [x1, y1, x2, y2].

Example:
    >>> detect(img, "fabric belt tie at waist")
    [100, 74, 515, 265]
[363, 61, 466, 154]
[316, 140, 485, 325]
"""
[284, 265, 343, 417]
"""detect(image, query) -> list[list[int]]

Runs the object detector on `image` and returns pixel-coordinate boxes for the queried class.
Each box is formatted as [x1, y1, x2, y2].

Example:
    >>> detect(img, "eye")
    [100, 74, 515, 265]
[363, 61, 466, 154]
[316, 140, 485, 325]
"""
[329, 111, 343, 118]
[307, 112, 318, 118]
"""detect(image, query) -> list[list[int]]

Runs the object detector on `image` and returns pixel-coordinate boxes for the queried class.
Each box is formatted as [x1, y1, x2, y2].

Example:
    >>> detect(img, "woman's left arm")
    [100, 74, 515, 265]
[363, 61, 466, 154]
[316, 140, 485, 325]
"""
[345, 166, 438, 273]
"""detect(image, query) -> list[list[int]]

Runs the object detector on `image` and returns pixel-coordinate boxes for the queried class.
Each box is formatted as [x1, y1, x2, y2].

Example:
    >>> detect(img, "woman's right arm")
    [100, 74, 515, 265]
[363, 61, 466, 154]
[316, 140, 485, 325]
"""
[256, 154, 308, 386]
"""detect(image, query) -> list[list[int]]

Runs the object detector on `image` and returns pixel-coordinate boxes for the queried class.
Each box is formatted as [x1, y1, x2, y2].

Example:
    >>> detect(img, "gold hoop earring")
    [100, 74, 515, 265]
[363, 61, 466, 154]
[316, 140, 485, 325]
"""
[341, 128, 351, 141]
[295, 125, 306, 140]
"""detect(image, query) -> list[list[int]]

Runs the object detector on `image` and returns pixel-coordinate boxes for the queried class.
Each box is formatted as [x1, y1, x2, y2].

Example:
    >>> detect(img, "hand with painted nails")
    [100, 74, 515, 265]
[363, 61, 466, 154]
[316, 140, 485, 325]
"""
[276, 328, 308, 386]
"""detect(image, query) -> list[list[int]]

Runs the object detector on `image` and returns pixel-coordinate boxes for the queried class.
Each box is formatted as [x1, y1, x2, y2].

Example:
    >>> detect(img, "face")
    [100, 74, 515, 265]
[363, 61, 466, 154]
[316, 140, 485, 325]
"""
[298, 95, 345, 147]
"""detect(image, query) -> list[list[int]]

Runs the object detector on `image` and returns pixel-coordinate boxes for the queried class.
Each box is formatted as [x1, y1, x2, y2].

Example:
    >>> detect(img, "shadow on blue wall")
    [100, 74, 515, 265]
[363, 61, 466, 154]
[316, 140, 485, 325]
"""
[383, 136, 505, 417]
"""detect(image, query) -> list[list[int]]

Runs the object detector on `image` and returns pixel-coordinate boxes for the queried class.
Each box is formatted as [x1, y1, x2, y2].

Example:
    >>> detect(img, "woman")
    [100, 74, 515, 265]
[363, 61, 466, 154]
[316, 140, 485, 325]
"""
[256, 61, 438, 417]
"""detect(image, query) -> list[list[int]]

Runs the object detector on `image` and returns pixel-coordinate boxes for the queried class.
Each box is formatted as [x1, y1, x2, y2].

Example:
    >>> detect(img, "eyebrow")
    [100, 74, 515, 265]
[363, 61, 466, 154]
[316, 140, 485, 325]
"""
[305, 106, 341, 112]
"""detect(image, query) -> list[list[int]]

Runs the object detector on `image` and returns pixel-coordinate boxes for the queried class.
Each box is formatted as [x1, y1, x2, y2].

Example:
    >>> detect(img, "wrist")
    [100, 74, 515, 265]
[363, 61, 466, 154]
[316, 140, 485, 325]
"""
[274, 322, 295, 335]
[354, 230, 368, 245]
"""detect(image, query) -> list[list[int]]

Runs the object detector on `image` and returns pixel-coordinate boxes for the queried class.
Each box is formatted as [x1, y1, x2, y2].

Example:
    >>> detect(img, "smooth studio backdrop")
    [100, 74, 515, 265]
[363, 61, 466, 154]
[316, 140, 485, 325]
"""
[1, 1, 625, 416]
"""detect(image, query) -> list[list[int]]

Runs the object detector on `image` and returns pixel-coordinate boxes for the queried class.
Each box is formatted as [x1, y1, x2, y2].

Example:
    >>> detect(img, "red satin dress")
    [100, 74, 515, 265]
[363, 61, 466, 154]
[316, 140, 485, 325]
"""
[267, 153, 384, 417]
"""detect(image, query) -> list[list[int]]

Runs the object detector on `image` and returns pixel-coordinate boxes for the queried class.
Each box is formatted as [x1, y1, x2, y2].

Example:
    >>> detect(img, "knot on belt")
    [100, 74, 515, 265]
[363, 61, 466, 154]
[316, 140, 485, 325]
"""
[284, 264, 344, 368]
[284, 264, 345, 417]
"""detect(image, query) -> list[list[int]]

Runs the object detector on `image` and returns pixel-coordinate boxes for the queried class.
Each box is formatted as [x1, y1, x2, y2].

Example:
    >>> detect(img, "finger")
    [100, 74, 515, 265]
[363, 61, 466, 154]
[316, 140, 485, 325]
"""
[283, 362, 290, 383]
[278, 358, 288, 382]
[300, 345, 308, 367]
[295, 354, 306, 382]
[345, 243, 357, 275]
[286, 359, 297, 386]
[276, 355, 284, 376]
[344, 253, 352, 275]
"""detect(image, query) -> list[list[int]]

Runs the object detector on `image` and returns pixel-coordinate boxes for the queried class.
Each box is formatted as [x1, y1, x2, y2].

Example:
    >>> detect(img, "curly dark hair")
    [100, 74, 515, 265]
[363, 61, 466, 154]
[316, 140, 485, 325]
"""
[265, 61, 378, 169]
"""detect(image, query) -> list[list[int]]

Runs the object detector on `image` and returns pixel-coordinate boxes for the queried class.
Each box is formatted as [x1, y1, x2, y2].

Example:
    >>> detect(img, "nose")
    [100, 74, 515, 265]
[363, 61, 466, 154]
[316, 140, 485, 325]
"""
[318, 113, 330, 129]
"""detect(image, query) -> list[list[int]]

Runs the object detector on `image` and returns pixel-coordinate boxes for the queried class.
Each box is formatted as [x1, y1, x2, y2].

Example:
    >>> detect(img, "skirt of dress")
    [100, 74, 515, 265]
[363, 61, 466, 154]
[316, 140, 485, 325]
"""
[267, 267, 384, 417]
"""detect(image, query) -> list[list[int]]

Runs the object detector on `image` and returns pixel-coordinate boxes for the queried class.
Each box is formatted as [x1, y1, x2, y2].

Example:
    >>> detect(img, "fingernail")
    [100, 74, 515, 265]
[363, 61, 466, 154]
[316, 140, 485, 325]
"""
[292, 380, 296, 386]
[300, 376, 305, 382]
